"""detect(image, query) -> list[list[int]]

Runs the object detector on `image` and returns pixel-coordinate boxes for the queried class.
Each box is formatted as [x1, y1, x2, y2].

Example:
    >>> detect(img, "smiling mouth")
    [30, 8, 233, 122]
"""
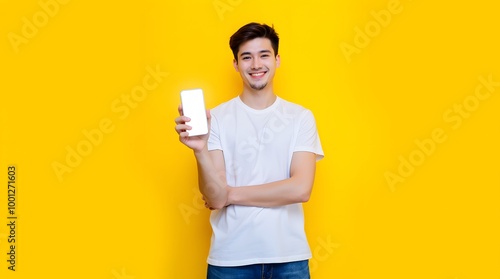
[249, 71, 267, 78]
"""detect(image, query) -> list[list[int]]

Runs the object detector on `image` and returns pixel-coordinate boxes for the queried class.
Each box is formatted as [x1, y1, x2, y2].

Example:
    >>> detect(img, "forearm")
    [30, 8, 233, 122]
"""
[227, 177, 312, 208]
[194, 147, 228, 209]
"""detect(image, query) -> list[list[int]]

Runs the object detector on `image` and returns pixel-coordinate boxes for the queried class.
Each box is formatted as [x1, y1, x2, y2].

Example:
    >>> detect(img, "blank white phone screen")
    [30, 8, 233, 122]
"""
[180, 89, 208, 136]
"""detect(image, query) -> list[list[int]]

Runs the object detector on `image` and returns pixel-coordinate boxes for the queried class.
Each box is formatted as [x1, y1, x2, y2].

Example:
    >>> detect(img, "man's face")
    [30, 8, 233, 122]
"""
[233, 38, 280, 91]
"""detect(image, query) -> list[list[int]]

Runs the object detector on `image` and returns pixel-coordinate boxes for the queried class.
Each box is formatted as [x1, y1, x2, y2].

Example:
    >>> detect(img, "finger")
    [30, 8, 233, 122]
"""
[178, 104, 183, 116]
[174, 115, 191, 125]
[174, 124, 193, 132]
[206, 109, 212, 129]
[175, 124, 192, 133]
[178, 131, 190, 139]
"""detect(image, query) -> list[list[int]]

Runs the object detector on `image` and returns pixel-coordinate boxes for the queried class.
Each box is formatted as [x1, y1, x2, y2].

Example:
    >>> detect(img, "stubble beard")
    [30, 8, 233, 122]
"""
[250, 82, 268, 90]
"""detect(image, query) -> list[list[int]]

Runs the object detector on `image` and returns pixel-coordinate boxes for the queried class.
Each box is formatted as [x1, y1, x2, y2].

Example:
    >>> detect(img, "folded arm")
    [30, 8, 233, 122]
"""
[174, 106, 228, 210]
[226, 151, 317, 208]
[195, 148, 228, 210]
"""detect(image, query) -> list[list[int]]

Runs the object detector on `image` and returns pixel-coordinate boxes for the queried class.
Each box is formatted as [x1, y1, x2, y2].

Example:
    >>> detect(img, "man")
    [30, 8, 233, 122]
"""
[175, 22, 324, 279]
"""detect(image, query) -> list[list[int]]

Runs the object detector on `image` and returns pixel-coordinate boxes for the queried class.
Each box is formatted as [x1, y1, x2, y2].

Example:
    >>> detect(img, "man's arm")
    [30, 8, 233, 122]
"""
[226, 151, 317, 207]
[195, 149, 228, 210]
[174, 105, 228, 210]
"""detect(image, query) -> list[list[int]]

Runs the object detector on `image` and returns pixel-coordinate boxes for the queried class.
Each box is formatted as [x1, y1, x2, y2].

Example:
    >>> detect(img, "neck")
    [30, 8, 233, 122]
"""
[240, 85, 277, 110]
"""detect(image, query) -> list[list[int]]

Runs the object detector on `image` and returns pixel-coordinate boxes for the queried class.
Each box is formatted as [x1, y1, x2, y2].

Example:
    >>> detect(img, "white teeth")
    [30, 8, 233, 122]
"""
[251, 72, 265, 77]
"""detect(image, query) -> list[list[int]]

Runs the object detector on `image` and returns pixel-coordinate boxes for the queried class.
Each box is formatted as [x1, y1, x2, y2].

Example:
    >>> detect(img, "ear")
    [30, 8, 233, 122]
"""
[233, 59, 239, 72]
[276, 54, 281, 68]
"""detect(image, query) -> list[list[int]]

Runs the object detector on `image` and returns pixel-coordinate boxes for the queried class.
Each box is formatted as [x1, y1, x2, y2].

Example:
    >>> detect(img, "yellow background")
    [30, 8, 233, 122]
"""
[1, 0, 499, 278]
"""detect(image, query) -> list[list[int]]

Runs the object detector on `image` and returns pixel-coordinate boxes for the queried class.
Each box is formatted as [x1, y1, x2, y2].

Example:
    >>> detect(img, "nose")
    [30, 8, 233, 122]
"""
[251, 57, 262, 69]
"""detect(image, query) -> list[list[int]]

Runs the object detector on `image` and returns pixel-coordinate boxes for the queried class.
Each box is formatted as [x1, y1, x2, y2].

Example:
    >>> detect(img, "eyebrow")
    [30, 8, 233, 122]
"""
[239, 50, 272, 57]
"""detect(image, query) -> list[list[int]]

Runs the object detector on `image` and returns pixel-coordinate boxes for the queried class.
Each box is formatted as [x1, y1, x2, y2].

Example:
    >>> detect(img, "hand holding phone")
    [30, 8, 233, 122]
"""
[180, 89, 208, 137]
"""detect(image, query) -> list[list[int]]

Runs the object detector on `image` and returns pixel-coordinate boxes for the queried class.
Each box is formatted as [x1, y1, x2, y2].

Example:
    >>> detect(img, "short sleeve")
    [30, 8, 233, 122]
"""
[207, 111, 222, 151]
[294, 109, 324, 161]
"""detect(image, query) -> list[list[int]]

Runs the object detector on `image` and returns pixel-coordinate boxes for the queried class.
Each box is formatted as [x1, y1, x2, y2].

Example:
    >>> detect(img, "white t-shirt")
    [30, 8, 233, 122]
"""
[207, 96, 324, 267]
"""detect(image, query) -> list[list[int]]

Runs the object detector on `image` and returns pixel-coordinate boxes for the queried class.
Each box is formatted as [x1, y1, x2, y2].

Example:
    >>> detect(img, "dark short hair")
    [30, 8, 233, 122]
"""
[229, 22, 279, 61]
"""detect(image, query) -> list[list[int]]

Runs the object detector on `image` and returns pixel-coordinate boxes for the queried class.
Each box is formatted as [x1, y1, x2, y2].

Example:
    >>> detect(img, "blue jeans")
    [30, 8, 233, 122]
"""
[207, 260, 310, 279]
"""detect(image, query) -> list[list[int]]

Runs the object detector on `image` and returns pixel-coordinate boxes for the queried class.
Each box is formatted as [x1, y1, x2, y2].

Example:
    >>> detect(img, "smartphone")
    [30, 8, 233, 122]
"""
[180, 89, 208, 136]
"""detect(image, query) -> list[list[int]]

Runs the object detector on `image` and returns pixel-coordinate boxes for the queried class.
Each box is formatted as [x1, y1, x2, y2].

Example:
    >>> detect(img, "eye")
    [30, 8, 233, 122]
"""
[261, 54, 270, 58]
[242, 56, 251, 60]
